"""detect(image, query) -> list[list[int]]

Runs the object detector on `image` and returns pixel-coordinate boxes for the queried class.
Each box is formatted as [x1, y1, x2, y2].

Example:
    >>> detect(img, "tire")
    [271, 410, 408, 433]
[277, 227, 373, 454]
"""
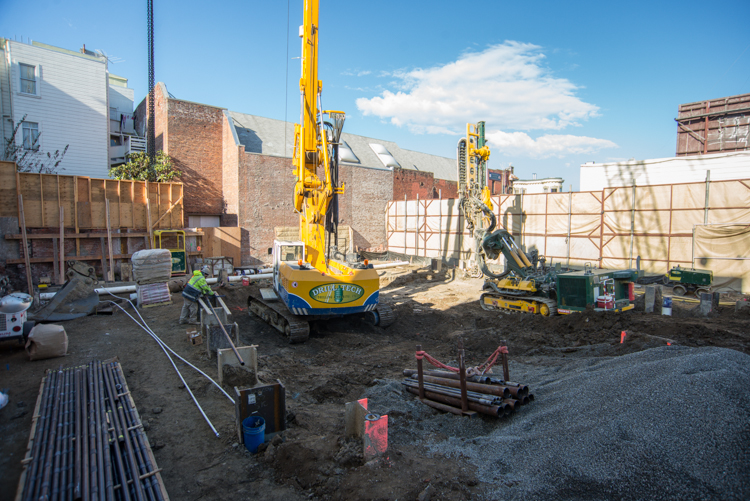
[661, 275, 669, 285]
[673, 285, 686, 296]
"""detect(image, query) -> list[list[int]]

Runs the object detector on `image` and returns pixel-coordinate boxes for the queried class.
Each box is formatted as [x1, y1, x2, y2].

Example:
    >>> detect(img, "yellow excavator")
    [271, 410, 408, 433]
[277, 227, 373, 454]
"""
[457, 122, 558, 316]
[247, 0, 394, 342]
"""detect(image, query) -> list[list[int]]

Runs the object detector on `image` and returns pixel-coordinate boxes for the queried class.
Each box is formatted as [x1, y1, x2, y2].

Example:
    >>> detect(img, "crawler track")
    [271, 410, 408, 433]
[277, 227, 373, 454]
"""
[480, 293, 558, 316]
[247, 293, 310, 343]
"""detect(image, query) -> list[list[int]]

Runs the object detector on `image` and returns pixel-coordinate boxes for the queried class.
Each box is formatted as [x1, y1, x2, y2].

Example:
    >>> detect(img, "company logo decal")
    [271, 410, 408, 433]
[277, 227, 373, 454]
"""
[309, 283, 364, 304]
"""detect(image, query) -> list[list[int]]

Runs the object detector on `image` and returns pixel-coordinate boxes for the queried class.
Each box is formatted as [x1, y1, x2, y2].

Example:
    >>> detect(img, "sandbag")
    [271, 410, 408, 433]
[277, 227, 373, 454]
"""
[25, 324, 68, 361]
[131, 249, 173, 285]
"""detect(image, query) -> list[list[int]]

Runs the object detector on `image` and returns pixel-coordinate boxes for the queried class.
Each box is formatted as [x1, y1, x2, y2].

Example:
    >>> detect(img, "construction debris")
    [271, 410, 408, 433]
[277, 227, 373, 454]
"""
[31, 261, 99, 322]
[16, 359, 168, 501]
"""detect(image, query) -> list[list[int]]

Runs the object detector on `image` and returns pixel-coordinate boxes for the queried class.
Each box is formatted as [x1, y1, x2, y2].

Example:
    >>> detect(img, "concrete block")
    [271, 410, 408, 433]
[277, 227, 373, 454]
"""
[654, 285, 663, 312]
[644, 286, 656, 313]
[736, 300, 750, 312]
[217, 345, 258, 386]
[699, 293, 714, 316]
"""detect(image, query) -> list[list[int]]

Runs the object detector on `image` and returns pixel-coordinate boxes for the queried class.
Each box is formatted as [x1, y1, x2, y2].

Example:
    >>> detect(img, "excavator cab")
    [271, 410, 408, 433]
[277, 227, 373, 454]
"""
[271, 241, 305, 292]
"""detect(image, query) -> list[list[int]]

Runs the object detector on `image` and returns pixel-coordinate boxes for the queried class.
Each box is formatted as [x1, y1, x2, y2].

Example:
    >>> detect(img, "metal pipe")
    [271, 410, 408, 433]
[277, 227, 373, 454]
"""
[22, 368, 56, 501]
[105, 363, 144, 501]
[81, 366, 90, 501]
[502, 398, 520, 411]
[416, 344, 425, 399]
[458, 346, 468, 412]
[402, 380, 502, 406]
[500, 343, 510, 383]
[74, 368, 82, 499]
[416, 374, 511, 399]
[87, 362, 100, 501]
[96, 362, 114, 500]
[102, 365, 134, 501]
[406, 386, 504, 417]
[107, 363, 156, 501]
[111, 363, 164, 501]
[106, 299, 234, 403]
[418, 396, 464, 415]
[38, 369, 63, 501]
[51, 368, 67, 499]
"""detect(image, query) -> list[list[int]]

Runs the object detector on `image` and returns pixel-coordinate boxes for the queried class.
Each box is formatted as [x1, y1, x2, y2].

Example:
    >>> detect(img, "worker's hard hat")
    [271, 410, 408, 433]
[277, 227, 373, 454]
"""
[200, 265, 210, 275]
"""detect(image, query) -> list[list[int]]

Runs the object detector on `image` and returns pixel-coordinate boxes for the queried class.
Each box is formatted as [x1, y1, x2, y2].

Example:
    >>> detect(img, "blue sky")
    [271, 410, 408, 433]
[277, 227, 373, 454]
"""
[2, 0, 748, 189]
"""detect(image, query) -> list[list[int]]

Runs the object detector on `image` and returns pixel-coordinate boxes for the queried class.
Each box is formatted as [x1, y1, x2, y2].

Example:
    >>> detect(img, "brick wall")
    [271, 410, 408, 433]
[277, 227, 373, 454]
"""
[135, 84, 225, 218]
[166, 99, 224, 216]
[393, 168, 458, 200]
[338, 166, 393, 250]
[237, 153, 298, 265]
[221, 111, 240, 227]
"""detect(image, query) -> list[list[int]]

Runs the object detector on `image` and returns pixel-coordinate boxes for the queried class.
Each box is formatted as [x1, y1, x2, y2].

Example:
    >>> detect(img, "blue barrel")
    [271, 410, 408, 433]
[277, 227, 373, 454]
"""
[242, 416, 265, 453]
[662, 296, 672, 316]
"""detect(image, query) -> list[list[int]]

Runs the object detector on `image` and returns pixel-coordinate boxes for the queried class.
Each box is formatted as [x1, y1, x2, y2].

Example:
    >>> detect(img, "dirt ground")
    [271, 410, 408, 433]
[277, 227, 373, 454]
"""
[1, 266, 749, 500]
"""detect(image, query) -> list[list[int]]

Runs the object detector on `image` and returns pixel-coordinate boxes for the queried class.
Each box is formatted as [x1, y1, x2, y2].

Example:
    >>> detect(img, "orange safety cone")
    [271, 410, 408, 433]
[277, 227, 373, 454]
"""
[620, 331, 627, 344]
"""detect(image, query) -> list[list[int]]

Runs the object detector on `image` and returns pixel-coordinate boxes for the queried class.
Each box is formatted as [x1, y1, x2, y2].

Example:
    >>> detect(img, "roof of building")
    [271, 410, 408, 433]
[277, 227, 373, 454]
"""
[228, 111, 457, 181]
[514, 177, 564, 184]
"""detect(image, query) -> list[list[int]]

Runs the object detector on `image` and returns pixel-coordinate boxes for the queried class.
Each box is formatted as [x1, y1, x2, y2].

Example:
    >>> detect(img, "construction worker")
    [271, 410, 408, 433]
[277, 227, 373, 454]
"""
[180, 265, 215, 325]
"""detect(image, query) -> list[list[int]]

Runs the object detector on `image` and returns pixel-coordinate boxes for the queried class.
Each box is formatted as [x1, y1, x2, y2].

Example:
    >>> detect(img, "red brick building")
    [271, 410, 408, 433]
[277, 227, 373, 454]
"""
[136, 83, 459, 264]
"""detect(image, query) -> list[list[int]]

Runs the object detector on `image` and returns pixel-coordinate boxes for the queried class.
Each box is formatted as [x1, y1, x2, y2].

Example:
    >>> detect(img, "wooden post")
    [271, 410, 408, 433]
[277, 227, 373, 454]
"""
[146, 182, 154, 249]
[416, 344, 425, 399]
[59, 206, 65, 282]
[18, 194, 34, 294]
[52, 238, 60, 284]
[100, 237, 108, 282]
[106, 199, 115, 281]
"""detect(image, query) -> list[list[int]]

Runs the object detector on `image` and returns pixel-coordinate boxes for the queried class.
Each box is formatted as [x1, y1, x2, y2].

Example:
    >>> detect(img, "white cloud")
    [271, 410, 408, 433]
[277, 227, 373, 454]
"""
[355, 41, 616, 157]
[486, 131, 617, 159]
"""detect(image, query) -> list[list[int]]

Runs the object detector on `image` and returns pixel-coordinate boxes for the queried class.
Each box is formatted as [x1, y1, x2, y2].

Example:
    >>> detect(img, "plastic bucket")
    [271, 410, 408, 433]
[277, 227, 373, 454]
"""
[242, 276, 250, 286]
[242, 416, 265, 453]
[662, 296, 672, 316]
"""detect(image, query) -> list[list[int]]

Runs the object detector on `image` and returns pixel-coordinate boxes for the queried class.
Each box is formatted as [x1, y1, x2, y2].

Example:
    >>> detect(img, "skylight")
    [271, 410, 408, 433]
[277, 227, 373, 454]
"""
[338, 141, 360, 164]
[369, 143, 400, 169]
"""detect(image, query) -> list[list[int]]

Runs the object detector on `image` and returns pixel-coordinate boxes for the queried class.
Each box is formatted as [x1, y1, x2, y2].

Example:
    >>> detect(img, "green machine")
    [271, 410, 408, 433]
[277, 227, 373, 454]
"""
[663, 266, 712, 297]
[555, 266, 638, 314]
[152, 230, 187, 276]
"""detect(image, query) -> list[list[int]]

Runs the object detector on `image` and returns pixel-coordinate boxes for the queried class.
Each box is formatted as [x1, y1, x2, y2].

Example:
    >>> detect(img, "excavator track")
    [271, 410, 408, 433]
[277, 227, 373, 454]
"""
[367, 303, 395, 327]
[480, 293, 557, 316]
[247, 293, 310, 344]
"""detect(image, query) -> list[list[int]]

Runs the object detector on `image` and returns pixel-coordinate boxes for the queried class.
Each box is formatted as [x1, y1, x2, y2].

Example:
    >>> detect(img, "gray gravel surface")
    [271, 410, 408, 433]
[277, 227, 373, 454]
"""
[363, 346, 750, 500]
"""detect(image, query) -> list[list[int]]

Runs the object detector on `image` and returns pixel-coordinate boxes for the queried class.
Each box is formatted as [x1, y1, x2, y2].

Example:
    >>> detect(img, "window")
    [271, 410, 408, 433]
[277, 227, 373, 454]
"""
[20, 63, 36, 94]
[338, 141, 360, 164]
[551, 188, 558, 193]
[22, 122, 39, 150]
[110, 136, 122, 146]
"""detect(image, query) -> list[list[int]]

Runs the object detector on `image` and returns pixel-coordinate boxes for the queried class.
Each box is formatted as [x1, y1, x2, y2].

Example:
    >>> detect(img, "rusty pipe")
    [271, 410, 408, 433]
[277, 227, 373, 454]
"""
[413, 374, 511, 399]
[403, 380, 502, 406]
[502, 398, 520, 411]
[418, 396, 464, 415]
[406, 387, 506, 418]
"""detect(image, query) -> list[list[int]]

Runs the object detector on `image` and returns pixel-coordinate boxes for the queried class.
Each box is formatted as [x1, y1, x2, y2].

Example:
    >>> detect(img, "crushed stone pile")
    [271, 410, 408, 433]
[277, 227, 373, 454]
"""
[363, 346, 750, 500]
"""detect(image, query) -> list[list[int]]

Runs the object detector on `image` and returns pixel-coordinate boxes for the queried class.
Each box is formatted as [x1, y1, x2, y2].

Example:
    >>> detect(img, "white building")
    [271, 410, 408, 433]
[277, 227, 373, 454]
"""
[0, 38, 137, 178]
[107, 73, 143, 166]
[512, 175, 564, 194]
[579, 151, 750, 191]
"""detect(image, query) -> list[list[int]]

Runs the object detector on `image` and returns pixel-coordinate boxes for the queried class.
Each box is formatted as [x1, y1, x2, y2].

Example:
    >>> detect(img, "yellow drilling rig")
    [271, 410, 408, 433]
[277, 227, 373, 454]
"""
[247, 0, 394, 343]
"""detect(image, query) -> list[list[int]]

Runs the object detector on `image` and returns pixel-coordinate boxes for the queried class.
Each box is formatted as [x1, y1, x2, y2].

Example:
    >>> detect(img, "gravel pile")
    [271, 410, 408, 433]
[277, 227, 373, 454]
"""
[363, 346, 750, 500]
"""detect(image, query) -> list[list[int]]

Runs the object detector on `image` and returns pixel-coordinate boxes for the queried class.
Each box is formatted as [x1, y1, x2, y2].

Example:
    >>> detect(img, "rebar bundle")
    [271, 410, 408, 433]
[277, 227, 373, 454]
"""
[17, 360, 168, 501]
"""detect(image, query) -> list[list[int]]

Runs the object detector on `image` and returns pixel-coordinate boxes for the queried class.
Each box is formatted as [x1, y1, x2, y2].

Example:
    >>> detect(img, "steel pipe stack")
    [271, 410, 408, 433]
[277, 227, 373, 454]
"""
[17, 360, 168, 501]
[404, 343, 534, 419]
